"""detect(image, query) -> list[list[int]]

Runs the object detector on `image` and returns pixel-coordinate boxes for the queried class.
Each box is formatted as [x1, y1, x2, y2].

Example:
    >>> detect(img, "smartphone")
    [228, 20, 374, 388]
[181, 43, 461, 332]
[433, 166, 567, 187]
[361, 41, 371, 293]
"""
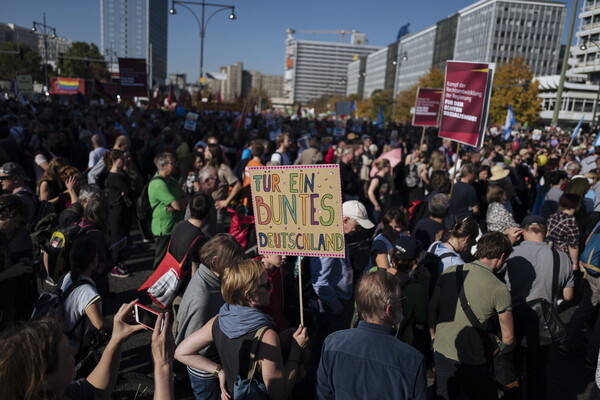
[134, 303, 160, 330]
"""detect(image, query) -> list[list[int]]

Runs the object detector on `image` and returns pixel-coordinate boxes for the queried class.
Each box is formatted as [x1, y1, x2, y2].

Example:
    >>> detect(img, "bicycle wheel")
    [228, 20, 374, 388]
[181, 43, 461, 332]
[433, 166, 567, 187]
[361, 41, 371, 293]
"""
[111, 372, 154, 400]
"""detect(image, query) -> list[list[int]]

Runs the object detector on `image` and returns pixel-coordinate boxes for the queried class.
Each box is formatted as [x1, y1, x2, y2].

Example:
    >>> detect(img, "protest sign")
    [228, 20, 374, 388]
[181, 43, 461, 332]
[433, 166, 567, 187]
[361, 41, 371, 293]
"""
[16, 75, 33, 96]
[413, 88, 443, 127]
[184, 112, 198, 131]
[439, 61, 494, 147]
[118, 58, 148, 98]
[249, 165, 345, 258]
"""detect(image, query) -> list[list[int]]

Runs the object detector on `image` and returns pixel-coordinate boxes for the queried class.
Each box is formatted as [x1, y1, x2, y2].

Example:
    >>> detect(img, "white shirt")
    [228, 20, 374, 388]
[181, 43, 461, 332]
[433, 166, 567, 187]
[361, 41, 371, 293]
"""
[60, 273, 101, 348]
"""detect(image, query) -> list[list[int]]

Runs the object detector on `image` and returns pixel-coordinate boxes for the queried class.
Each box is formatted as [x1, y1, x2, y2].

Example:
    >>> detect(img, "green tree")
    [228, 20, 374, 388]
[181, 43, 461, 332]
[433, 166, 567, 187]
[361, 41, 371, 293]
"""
[0, 42, 43, 82]
[393, 68, 444, 123]
[489, 58, 541, 126]
[246, 87, 272, 110]
[59, 42, 109, 80]
[370, 89, 394, 122]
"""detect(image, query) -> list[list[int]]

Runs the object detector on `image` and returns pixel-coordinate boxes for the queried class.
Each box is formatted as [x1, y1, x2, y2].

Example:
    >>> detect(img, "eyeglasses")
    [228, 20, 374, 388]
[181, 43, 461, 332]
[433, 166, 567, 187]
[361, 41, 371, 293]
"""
[258, 281, 272, 291]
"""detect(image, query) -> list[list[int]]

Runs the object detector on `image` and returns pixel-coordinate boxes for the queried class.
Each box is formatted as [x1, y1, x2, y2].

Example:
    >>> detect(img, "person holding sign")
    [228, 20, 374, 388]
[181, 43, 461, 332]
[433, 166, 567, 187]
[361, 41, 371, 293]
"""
[310, 200, 374, 366]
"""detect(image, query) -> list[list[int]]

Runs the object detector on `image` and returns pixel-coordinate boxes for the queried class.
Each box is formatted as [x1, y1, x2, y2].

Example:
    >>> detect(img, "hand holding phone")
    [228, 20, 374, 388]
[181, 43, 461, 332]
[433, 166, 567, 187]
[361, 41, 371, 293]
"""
[134, 303, 161, 331]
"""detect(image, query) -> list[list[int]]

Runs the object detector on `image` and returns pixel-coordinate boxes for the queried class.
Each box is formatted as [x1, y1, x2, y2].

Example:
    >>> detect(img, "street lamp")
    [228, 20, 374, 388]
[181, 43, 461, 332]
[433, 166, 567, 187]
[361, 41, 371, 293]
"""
[168, 0, 237, 84]
[32, 12, 57, 93]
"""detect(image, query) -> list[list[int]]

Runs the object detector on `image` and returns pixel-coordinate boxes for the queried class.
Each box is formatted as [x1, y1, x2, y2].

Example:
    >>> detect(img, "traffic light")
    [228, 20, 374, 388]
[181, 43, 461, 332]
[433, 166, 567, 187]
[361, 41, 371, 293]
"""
[18, 47, 24, 59]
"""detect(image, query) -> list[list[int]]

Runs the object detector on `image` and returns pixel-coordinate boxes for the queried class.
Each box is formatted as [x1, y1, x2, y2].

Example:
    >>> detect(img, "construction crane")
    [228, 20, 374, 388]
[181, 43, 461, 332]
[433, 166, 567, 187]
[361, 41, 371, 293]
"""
[291, 29, 358, 43]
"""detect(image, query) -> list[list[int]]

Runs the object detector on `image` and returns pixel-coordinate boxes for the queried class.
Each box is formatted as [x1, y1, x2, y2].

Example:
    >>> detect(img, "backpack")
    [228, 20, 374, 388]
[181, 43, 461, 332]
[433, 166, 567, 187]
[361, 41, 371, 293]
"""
[136, 176, 166, 221]
[404, 163, 421, 188]
[30, 212, 60, 260]
[581, 222, 600, 277]
[30, 278, 92, 321]
[418, 243, 456, 299]
[17, 188, 56, 230]
[234, 157, 251, 182]
[46, 223, 97, 282]
[407, 200, 429, 233]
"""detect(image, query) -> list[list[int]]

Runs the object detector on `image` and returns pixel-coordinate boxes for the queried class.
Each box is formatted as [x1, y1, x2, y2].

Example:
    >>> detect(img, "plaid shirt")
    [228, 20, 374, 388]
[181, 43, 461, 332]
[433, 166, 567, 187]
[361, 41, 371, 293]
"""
[547, 211, 579, 253]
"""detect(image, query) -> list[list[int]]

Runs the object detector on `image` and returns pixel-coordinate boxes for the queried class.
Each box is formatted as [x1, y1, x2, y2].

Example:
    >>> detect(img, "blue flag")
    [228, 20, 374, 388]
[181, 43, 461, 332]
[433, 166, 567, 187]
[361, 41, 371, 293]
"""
[593, 131, 600, 148]
[375, 105, 385, 129]
[396, 23, 410, 41]
[503, 105, 516, 141]
[572, 115, 584, 139]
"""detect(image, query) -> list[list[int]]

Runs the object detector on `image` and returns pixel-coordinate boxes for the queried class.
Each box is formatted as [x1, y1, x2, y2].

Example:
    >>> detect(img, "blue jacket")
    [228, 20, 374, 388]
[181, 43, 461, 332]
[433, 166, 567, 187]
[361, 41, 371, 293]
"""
[317, 321, 427, 400]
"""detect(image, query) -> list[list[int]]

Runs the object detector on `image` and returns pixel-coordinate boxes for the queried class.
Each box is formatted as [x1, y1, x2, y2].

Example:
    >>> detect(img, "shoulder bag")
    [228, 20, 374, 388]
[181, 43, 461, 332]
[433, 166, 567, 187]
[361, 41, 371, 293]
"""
[233, 326, 270, 400]
[456, 264, 519, 389]
[513, 249, 566, 347]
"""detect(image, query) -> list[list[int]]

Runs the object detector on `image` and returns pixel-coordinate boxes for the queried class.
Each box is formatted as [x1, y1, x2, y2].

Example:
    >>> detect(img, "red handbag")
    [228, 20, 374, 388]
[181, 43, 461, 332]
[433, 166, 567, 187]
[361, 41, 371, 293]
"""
[138, 236, 203, 308]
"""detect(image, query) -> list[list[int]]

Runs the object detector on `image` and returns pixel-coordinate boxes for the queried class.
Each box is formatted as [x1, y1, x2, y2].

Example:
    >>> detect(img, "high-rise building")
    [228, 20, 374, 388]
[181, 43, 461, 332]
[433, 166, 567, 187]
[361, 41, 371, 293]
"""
[100, 0, 168, 85]
[573, 0, 600, 81]
[347, 0, 566, 99]
[454, 0, 565, 76]
[210, 62, 284, 102]
[284, 29, 381, 104]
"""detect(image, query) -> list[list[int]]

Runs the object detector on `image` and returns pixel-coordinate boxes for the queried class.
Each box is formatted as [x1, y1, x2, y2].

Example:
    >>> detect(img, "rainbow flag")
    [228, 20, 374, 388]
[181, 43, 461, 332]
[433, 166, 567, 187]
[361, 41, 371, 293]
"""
[57, 78, 79, 91]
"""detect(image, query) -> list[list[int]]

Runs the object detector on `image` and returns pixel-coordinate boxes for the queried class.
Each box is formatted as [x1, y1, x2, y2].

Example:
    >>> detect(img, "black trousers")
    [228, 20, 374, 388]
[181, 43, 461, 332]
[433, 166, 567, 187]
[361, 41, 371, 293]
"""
[503, 345, 550, 400]
[434, 351, 497, 400]
[153, 235, 170, 268]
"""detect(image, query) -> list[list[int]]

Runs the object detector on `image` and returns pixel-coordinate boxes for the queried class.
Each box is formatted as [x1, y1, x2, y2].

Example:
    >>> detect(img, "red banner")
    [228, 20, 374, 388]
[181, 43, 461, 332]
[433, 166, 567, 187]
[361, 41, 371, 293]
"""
[118, 58, 148, 98]
[439, 61, 493, 147]
[412, 88, 443, 127]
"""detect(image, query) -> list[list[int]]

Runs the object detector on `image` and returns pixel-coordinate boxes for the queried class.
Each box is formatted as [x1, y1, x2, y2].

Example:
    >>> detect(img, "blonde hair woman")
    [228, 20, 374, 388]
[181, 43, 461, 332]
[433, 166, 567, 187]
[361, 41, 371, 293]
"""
[176, 259, 309, 400]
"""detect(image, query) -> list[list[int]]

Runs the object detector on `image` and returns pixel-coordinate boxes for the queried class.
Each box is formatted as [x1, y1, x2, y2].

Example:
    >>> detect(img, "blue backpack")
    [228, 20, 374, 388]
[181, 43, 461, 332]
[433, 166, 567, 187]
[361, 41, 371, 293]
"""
[581, 221, 600, 277]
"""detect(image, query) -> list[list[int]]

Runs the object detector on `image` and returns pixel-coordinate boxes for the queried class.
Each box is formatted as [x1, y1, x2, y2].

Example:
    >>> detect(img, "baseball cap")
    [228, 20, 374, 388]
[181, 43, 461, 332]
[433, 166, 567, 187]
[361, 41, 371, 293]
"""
[0, 162, 30, 181]
[520, 215, 546, 228]
[392, 236, 423, 261]
[342, 200, 374, 229]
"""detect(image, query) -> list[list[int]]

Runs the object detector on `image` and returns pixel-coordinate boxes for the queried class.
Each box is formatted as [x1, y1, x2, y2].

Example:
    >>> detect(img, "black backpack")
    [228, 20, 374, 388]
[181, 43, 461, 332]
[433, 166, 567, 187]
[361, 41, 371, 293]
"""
[136, 176, 166, 221]
[46, 222, 98, 282]
[30, 278, 92, 326]
[417, 244, 456, 299]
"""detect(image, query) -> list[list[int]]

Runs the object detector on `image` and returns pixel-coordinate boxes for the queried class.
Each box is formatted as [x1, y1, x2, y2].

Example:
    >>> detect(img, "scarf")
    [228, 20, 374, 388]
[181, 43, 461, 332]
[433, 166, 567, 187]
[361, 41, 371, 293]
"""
[217, 303, 275, 339]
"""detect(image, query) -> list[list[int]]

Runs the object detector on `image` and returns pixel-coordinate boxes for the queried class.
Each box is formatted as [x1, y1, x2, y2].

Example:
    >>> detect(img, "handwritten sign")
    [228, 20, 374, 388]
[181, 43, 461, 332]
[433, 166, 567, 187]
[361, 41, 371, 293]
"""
[249, 165, 345, 258]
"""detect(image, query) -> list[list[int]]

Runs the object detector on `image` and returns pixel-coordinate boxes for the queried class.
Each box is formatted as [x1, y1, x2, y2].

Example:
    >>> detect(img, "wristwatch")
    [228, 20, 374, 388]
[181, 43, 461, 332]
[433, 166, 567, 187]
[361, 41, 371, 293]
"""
[212, 364, 222, 378]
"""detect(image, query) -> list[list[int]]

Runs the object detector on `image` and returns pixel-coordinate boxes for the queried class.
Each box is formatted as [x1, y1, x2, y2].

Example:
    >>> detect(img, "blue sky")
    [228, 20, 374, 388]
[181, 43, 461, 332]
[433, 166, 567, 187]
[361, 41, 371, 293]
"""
[4, 0, 579, 82]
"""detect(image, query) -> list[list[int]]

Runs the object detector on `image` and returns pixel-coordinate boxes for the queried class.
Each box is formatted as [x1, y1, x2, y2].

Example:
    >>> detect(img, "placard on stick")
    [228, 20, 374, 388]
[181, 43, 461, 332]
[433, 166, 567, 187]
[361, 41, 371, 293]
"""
[439, 61, 494, 148]
[249, 165, 345, 258]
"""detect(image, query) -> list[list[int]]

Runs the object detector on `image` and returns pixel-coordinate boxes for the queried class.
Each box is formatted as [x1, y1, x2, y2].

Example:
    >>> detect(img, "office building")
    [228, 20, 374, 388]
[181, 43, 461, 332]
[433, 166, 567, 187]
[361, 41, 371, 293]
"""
[454, 0, 565, 76]
[208, 62, 283, 103]
[0, 22, 72, 72]
[100, 0, 168, 85]
[284, 29, 381, 104]
[346, 0, 566, 99]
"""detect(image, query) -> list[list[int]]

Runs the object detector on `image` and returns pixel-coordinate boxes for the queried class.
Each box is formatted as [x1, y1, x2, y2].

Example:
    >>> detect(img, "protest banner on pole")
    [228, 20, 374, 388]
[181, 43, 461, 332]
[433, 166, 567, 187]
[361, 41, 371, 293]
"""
[249, 165, 345, 325]
[413, 87, 443, 149]
[413, 87, 443, 127]
[439, 61, 494, 148]
[118, 58, 148, 98]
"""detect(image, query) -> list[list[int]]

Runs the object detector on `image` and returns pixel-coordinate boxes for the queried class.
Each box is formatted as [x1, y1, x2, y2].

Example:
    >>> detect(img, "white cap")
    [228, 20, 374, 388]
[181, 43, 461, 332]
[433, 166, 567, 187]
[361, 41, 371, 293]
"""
[342, 200, 375, 229]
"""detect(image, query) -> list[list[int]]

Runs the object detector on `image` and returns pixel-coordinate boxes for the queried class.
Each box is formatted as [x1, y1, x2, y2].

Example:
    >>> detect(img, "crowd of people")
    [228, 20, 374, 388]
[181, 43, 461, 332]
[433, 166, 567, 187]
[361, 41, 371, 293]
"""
[1, 96, 600, 399]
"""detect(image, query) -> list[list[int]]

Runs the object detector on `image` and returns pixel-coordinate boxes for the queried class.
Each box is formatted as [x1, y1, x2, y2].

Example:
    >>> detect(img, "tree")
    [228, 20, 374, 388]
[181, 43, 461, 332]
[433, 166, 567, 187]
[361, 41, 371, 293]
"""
[489, 58, 541, 127]
[370, 89, 394, 122]
[0, 42, 43, 82]
[59, 42, 109, 80]
[246, 87, 272, 110]
[393, 68, 444, 123]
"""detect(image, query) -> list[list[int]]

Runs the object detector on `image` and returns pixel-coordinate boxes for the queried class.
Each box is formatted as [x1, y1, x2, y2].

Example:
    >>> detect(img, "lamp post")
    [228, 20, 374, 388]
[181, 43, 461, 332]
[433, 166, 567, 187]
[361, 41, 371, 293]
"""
[551, 0, 579, 126]
[168, 0, 236, 85]
[32, 12, 57, 93]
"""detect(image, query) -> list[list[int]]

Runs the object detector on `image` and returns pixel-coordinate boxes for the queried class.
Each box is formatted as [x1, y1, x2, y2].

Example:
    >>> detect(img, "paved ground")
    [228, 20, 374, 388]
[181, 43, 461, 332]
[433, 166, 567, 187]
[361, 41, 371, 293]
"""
[98, 228, 597, 399]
